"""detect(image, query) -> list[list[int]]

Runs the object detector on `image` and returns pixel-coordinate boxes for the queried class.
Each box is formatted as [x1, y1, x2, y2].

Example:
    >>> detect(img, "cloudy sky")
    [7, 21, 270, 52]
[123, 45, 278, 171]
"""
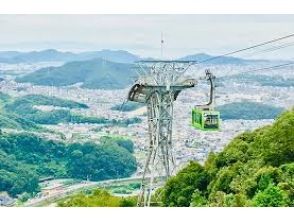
[0, 15, 294, 59]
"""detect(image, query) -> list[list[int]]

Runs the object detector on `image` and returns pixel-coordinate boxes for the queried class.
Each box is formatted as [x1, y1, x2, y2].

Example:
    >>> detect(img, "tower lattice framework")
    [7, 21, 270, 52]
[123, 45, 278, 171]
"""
[127, 60, 196, 206]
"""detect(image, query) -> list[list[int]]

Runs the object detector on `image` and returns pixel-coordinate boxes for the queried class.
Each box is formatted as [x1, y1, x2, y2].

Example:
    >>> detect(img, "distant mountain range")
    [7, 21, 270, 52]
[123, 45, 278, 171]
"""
[0, 49, 141, 64]
[5, 49, 277, 89]
[0, 49, 269, 64]
[16, 59, 137, 89]
[180, 53, 265, 64]
[12, 50, 275, 89]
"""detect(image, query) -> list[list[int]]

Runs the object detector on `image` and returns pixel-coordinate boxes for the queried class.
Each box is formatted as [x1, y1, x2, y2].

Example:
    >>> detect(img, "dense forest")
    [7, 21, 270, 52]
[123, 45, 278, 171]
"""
[0, 93, 40, 130]
[159, 108, 294, 207]
[0, 112, 41, 130]
[0, 132, 137, 197]
[217, 101, 284, 120]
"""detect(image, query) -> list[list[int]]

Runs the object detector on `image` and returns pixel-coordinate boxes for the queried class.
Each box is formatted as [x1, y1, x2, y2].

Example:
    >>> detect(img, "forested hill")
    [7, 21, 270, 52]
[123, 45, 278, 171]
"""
[16, 59, 137, 89]
[159, 108, 294, 207]
[0, 133, 137, 197]
[217, 101, 284, 120]
[0, 93, 141, 129]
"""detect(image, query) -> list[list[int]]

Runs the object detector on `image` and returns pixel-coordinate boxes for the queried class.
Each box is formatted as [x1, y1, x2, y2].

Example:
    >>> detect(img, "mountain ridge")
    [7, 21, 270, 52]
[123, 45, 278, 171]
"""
[13, 51, 278, 89]
[0, 49, 141, 64]
[0, 49, 280, 64]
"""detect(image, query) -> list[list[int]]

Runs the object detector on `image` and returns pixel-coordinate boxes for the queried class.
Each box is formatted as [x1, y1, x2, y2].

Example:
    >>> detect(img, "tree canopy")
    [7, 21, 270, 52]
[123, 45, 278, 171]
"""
[0, 132, 137, 197]
[58, 188, 136, 207]
[160, 108, 294, 207]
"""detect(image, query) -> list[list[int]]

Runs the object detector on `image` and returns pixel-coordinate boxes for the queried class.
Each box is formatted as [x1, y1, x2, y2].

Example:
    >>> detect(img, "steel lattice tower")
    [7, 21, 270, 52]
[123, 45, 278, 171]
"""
[127, 60, 196, 206]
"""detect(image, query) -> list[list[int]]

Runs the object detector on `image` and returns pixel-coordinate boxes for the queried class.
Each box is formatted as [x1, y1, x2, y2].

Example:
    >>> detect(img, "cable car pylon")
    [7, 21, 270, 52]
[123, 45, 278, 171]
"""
[125, 31, 294, 207]
[127, 60, 196, 206]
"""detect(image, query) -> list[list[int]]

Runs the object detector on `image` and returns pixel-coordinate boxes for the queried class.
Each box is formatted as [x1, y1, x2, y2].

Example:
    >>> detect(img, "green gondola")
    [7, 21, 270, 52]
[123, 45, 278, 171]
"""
[191, 69, 220, 131]
[192, 107, 220, 130]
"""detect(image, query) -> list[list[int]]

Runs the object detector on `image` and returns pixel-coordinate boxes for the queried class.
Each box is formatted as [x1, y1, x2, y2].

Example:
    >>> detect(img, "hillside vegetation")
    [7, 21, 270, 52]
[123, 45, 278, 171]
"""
[0, 93, 41, 130]
[58, 188, 136, 207]
[0, 112, 40, 130]
[159, 108, 294, 207]
[16, 59, 137, 89]
[0, 133, 137, 197]
[217, 101, 284, 120]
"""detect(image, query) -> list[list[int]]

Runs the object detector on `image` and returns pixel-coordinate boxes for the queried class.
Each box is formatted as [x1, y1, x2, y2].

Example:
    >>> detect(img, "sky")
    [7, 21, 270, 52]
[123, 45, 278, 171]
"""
[0, 15, 294, 59]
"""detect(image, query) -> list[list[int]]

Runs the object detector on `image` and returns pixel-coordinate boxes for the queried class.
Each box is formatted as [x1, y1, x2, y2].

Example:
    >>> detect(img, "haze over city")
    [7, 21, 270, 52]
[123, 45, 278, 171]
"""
[0, 15, 294, 59]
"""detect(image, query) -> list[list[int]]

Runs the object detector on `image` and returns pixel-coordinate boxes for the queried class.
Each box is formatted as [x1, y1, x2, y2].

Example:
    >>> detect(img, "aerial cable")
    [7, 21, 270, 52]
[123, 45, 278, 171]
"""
[195, 33, 294, 64]
[242, 41, 294, 58]
[236, 62, 294, 75]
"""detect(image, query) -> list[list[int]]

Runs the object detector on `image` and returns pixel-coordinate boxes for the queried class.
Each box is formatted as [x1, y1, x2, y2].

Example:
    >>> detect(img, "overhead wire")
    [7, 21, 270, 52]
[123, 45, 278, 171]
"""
[241, 41, 294, 58]
[192, 33, 294, 79]
[236, 61, 294, 75]
[194, 33, 294, 64]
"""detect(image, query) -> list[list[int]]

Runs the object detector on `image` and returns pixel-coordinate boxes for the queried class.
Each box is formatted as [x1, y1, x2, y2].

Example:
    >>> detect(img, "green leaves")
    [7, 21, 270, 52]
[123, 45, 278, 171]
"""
[66, 142, 137, 181]
[58, 189, 137, 207]
[260, 111, 294, 166]
[160, 162, 209, 207]
[252, 184, 289, 207]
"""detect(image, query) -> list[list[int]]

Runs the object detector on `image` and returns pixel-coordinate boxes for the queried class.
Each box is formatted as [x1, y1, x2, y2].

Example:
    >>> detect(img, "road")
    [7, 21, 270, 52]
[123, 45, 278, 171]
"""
[22, 176, 163, 207]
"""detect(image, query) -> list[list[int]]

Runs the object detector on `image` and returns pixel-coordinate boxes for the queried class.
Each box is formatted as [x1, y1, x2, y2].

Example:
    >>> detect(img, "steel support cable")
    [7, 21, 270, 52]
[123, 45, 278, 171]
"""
[242, 41, 294, 58]
[236, 62, 294, 75]
[194, 33, 294, 64]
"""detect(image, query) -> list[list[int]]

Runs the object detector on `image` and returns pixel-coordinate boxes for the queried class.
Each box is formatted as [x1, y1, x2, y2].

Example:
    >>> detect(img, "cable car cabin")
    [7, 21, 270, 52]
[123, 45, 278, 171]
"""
[191, 69, 220, 131]
[192, 107, 220, 131]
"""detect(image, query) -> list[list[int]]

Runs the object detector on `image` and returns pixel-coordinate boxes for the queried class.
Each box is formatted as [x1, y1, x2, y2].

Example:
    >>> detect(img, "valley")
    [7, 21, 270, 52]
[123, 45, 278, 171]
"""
[0, 50, 293, 206]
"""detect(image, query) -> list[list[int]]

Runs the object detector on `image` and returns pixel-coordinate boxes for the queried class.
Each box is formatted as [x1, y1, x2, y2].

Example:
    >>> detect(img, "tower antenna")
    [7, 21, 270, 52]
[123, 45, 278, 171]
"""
[161, 32, 164, 58]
